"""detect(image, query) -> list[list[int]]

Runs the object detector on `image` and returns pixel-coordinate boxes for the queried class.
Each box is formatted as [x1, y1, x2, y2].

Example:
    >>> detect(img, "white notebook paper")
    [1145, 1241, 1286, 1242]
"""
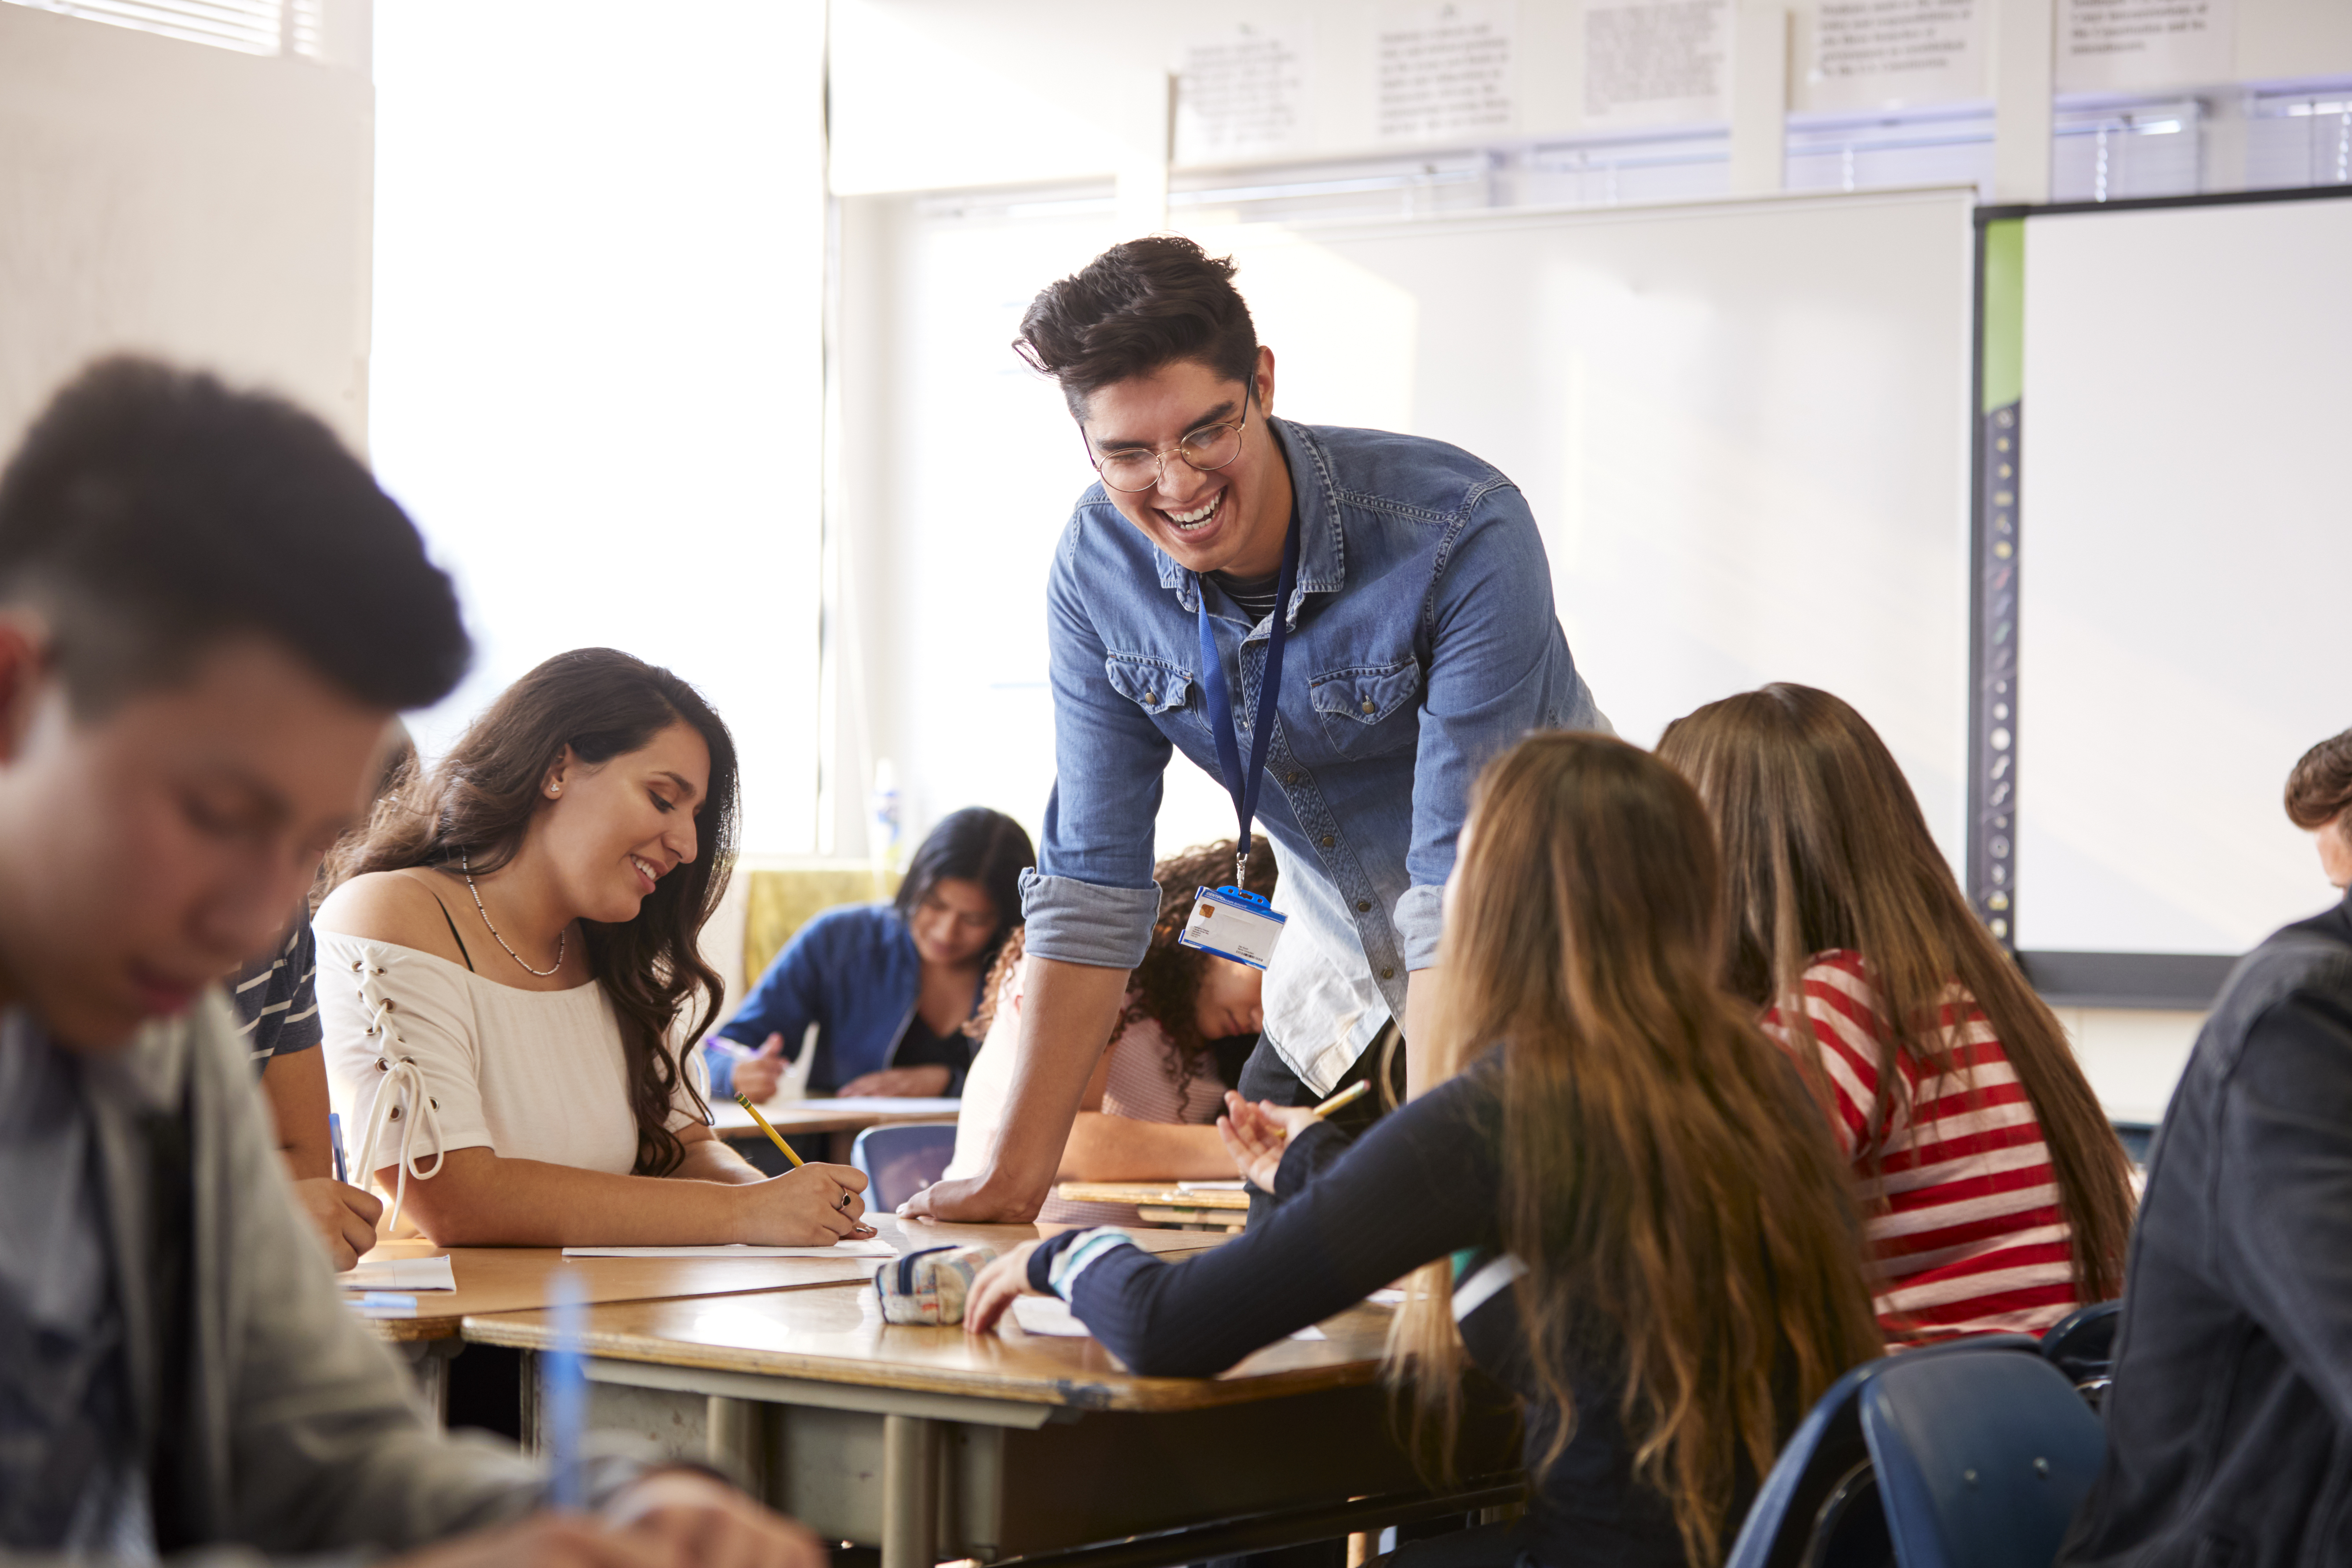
[561, 1240, 897, 1260]
[338, 1256, 456, 1292]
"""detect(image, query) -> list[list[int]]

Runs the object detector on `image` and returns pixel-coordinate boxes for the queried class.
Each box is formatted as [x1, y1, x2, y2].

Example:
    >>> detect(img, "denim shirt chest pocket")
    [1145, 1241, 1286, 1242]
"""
[1105, 654, 1202, 733]
[1308, 656, 1422, 758]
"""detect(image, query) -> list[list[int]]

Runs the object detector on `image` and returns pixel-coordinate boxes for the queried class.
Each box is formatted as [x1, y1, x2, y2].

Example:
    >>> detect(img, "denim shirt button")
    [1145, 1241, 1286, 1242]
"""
[1382, 968, 1394, 979]
[1356, 899, 1371, 912]
[1360, 699, 1376, 714]
[1321, 835, 1334, 847]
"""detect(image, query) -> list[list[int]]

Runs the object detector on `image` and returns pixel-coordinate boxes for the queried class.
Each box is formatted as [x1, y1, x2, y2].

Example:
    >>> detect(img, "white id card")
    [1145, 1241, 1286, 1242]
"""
[1177, 885, 1286, 971]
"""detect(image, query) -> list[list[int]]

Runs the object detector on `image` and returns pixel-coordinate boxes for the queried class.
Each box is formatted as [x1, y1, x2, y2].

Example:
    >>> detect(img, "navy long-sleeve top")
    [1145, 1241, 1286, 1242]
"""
[713, 903, 981, 1095]
[1027, 1056, 1739, 1568]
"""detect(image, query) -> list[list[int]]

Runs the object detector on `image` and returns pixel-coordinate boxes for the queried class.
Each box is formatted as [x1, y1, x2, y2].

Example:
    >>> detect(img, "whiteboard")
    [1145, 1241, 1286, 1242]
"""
[2016, 193, 2352, 955]
[860, 187, 1977, 864]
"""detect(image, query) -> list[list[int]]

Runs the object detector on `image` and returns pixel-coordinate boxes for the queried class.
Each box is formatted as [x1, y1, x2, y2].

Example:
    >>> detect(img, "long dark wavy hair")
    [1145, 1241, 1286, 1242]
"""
[326, 648, 739, 1176]
[968, 837, 1274, 1104]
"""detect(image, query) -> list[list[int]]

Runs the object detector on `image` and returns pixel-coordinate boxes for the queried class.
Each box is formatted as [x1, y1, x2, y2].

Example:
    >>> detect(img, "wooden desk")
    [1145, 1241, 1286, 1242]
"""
[1053, 1180, 1252, 1230]
[465, 1231, 1517, 1568]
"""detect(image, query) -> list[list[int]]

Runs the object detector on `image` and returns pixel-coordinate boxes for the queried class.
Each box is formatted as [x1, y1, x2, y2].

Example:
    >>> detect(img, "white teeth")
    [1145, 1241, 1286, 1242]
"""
[631, 856, 658, 882]
[1168, 493, 1221, 528]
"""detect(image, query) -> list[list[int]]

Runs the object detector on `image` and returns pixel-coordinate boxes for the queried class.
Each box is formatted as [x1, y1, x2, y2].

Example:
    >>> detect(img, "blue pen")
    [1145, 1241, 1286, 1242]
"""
[544, 1267, 588, 1510]
[328, 1111, 348, 1184]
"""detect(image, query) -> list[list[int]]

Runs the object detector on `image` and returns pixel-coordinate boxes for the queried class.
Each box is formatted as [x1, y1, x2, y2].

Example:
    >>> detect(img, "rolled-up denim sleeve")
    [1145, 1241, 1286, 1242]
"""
[1396, 484, 1599, 971]
[1022, 512, 1167, 972]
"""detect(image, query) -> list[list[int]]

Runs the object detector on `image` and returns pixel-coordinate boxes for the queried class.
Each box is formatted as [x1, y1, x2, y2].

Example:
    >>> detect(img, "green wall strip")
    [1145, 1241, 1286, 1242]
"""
[1981, 218, 2024, 414]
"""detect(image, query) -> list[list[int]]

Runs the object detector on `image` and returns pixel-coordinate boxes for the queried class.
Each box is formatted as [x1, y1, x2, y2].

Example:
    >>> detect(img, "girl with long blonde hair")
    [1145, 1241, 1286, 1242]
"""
[1657, 684, 2136, 1343]
[965, 732, 1882, 1568]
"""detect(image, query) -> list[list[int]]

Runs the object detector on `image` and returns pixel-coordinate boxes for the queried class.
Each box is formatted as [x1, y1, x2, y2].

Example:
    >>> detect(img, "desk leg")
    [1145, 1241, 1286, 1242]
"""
[708, 1396, 761, 1490]
[881, 1413, 938, 1568]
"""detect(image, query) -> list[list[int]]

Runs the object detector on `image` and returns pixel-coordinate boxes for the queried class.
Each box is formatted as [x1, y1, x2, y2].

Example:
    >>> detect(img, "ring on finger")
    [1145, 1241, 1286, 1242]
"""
[836, 1189, 854, 1212]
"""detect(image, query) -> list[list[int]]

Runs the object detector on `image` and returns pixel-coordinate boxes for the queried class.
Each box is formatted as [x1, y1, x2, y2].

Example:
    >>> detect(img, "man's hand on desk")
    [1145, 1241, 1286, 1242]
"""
[290, 1176, 383, 1272]
[897, 1173, 1044, 1224]
[836, 1064, 952, 1098]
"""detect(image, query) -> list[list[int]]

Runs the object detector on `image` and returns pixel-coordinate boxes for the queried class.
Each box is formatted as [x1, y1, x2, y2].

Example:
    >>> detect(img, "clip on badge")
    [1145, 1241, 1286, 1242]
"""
[1178, 884, 1286, 971]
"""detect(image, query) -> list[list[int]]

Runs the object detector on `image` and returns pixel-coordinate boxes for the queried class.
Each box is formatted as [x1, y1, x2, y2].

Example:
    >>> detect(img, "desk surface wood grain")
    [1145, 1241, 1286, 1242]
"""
[355, 1216, 1220, 1343]
[1053, 1181, 1252, 1211]
[463, 1276, 1389, 1412]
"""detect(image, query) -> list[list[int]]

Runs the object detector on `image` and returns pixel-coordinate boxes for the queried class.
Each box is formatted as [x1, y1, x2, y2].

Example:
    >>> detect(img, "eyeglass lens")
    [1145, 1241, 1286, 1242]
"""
[1096, 424, 1245, 493]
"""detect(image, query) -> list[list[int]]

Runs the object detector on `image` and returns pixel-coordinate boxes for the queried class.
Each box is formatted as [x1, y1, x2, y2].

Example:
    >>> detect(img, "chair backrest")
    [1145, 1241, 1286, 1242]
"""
[851, 1121, 960, 1211]
[1860, 1344, 2105, 1568]
[2039, 1300, 2122, 1399]
[1725, 1337, 2043, 1568]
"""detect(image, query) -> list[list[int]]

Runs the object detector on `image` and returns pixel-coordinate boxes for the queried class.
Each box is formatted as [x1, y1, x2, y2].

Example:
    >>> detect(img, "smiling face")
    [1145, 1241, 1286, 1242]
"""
[0, 625, 390, 1048]
[1192, 952, 1266, 1040]
[1081, 349, 1293, 581]
[908, 876, 1001, 969]
[537, 720, 710, 925]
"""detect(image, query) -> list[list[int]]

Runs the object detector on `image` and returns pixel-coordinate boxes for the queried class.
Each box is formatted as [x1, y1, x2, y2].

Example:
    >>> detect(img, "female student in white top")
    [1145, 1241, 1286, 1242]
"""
[315, 648, 869, 1245]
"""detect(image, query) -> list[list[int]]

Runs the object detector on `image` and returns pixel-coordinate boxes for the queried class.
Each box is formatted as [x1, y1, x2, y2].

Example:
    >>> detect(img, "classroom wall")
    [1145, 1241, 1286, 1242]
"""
[0, 2, 375, 457]
[827, 0, 2352, 202]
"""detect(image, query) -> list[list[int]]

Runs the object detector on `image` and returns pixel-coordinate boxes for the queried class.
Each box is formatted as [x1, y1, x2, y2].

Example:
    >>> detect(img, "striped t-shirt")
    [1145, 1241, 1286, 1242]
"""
[231, 917, 322, 1074]
[1761, 949, 2080, 1344]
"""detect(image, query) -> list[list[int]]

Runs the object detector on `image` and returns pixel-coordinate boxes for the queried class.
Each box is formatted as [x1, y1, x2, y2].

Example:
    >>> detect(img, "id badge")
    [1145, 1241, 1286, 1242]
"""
[1177, 885, 1287, 971]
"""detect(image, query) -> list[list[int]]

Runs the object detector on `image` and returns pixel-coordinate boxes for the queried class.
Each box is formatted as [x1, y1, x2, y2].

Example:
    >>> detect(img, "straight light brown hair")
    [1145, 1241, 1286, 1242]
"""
[1655, 684, 2136, 1312]
[1387, 731, 1883, 1567]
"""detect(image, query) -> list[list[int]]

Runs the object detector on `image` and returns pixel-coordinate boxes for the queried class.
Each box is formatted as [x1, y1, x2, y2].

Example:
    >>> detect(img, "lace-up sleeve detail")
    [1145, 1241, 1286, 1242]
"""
[317, 932, 494, 1212]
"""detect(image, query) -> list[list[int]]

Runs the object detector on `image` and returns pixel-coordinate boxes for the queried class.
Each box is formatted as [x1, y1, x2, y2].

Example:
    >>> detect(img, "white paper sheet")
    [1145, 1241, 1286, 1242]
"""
[796, 1097, 962, 1117]
[1177, 1179, 1247, 1191]
[560, 1240, 897, 1260]
[338, 1256, 456, 1292]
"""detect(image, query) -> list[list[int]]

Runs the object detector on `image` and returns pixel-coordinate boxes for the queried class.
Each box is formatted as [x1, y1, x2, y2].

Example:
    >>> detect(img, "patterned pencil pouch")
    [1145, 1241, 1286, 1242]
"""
[875, 1244, 998, 1325]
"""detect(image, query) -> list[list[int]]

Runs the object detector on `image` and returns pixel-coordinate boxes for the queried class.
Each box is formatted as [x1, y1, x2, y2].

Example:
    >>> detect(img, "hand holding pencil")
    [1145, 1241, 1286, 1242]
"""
[732, 1092, 877, 1243]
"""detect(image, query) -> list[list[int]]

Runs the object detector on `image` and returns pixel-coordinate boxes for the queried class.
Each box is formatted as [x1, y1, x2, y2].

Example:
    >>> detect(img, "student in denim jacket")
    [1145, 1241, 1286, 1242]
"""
[714, 808, 1032, 1101]
[905, 236, 1608, 1224]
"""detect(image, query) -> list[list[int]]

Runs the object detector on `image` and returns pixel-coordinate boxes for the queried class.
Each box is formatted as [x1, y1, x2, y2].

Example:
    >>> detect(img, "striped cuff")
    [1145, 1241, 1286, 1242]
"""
[1045, 1228, 1141, 1300]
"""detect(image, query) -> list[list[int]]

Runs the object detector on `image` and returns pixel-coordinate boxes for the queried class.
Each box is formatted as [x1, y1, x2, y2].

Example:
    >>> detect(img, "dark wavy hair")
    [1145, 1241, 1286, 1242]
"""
[1014, 236, 1260, 418]
[894, 807, 1034, 973]
[327, 648, 739, 1176]
[969, 836, 1274, 1103]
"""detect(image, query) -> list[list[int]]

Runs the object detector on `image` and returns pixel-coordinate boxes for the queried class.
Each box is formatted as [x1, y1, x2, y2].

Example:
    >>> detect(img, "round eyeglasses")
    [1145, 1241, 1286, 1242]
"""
[1086, 390, 1254, 494]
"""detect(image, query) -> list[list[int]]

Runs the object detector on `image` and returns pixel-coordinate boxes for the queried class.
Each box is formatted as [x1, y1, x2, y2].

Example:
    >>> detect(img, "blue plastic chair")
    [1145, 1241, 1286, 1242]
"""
[850, 1121, 960, 1211]
[2039, 1300, 2122, 1404]
[1861, 1342, 2104, 1568]
[1726, 1337, 2043, 1568]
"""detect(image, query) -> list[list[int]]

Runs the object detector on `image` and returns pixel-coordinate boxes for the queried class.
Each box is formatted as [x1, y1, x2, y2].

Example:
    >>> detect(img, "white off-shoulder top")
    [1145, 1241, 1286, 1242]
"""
[317, 931, 702, 1184]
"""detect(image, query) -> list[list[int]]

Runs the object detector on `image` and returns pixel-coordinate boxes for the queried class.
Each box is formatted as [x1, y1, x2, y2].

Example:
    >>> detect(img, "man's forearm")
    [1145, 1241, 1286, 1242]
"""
[981, 954, 1132, 1211]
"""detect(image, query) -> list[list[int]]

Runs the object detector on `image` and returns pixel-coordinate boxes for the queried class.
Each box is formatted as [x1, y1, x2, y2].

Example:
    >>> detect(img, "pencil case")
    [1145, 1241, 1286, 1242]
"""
[875, 1244, 997, 1325]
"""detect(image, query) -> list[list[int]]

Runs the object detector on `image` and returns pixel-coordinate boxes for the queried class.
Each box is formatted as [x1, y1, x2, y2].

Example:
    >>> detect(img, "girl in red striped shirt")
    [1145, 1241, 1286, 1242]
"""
[1658, 685, 2136, 1344]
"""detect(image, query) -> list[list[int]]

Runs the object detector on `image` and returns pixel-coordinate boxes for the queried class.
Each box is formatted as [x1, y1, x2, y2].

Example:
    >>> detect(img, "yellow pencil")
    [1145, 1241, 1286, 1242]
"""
[1309, 1080, 1372, 1119]
[734, 1092, 804, 1167]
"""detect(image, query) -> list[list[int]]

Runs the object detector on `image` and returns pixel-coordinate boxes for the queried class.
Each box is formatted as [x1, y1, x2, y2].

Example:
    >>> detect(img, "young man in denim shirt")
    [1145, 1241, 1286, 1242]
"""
[905, 237, 1606, 1224]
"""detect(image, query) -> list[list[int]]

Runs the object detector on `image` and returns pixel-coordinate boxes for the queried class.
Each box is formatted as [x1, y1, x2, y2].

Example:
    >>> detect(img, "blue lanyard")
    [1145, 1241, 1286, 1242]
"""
[1195, 515, 1303, 884]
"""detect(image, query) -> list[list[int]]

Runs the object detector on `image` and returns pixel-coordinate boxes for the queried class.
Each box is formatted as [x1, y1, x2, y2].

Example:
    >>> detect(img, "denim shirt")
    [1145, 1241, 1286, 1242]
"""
[1023, 417, 1605, 1090]
[712, 903, 980, 1095]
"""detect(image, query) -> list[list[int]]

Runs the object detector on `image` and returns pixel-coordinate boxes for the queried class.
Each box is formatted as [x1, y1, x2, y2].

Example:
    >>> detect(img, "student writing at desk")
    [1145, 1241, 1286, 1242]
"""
[905, 236, 1608, 1224]
[965, 733, 1883, 1568]
[715, 806, 1032, 1102]
[948, 837, 1272, 1225]
[0, 359, 819, 1567]
[316, 650, 870, 1247]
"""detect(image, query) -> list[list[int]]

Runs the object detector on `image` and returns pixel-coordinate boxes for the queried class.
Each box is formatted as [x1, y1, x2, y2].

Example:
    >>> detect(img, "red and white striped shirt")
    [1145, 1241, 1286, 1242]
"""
[1761, 950, 2080, 1345]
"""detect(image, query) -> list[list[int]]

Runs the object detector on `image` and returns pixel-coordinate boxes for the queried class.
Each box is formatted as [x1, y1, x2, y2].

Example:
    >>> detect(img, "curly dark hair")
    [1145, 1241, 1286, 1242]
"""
[968, 837, 1276, 1102]
[1013, 236, 1261, 419]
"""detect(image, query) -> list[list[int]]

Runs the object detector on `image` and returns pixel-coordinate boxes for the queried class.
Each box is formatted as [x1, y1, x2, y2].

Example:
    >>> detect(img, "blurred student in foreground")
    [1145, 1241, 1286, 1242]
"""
[966, 733, 1883, 1568]
[2063, 725, 2352, 1568]
[716, 807, 1033, 1102]
[0, 357, 820, 1566]
[1657, 684, 2136, 1344]
[947, 837, 1273, 1225]
[316, 649, 870, 1248]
